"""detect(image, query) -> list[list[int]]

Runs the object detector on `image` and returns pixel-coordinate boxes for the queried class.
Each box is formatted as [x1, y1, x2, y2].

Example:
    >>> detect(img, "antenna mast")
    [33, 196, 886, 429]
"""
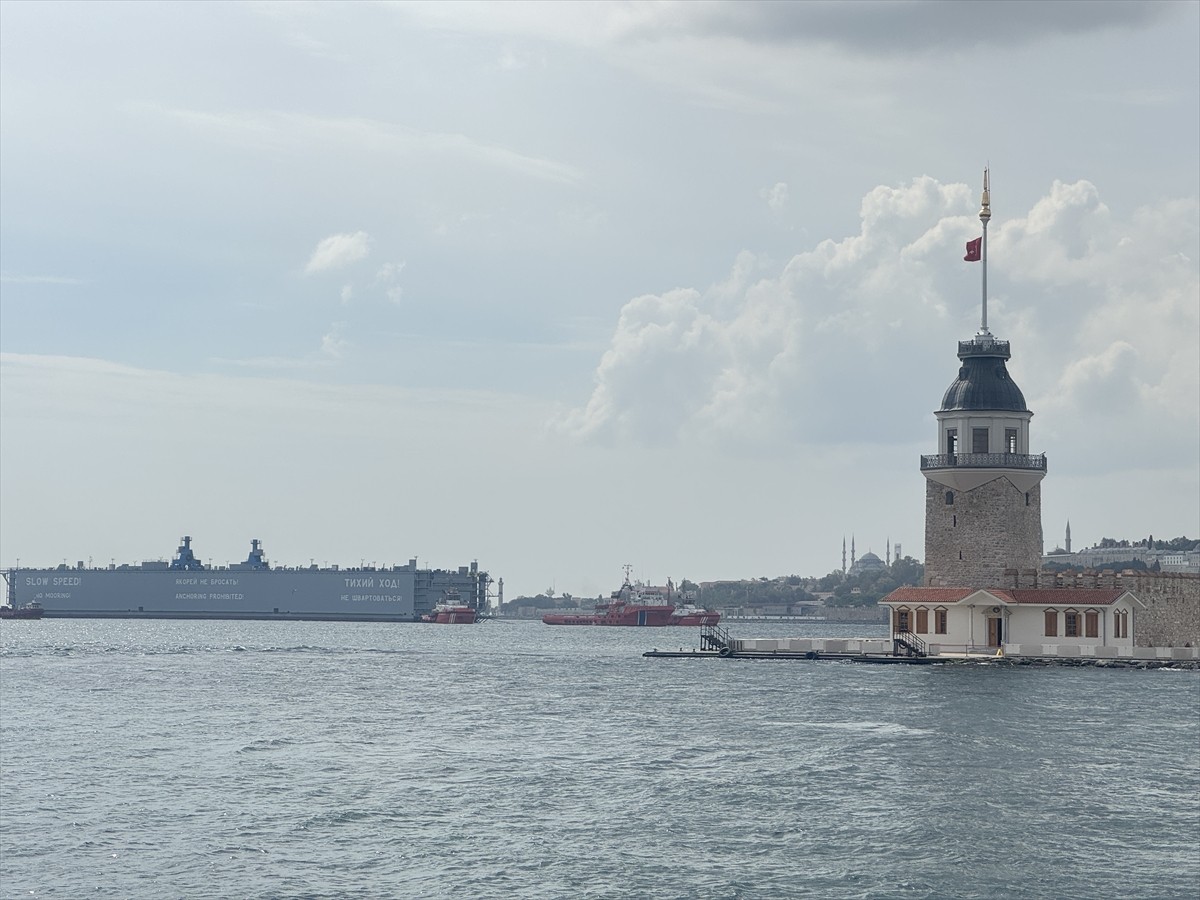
[978, 167, 991, 336]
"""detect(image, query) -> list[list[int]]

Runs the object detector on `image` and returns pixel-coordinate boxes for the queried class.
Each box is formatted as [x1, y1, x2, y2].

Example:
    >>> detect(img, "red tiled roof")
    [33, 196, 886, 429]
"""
[993, 589, 1126, 606]
[880, 587, 974, 604]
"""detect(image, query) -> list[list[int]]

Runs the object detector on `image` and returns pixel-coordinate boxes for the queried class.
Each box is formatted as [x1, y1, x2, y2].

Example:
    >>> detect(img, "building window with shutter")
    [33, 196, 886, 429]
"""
[946, 429, 957, 455]
[1114, 610, 1128, 639]
[895, 608, 910, 632]
[1044, 609, 1058, 637]
[1006, 428, 1018, 453]
[1085, 610, 1099, 638]
[915, 607, 928, 634]
[972, 427, 989, 453]
[935, 608, 948, 634]
[1064, 610, 1080, 637]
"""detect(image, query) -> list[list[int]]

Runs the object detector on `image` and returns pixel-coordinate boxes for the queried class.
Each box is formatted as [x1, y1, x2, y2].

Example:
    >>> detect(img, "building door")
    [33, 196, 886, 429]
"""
[987, 616, 1003, 647]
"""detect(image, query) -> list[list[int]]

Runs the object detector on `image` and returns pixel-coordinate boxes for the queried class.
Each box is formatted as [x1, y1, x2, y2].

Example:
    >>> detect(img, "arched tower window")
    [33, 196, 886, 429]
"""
[945, 491, 954, 505]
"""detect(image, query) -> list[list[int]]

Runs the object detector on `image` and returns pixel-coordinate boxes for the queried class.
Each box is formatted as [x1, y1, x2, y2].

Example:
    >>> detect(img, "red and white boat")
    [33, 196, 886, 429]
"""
[421, 590, 478, 624]
[542, 571, 720, 627]
[422, 604, 477, 624]
[669, 603, 721, 627]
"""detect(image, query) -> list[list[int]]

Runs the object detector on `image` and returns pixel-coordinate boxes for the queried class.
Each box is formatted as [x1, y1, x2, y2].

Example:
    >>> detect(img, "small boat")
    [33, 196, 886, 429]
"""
[0, 601, 45, 620]
[420, 590, 478, 624]
[669, 603, 722, 627]
[543, 570, 720, 627]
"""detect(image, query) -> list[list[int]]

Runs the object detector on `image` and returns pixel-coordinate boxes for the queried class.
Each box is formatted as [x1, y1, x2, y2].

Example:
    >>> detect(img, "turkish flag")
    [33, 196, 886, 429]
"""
[964, 237, 982, 262]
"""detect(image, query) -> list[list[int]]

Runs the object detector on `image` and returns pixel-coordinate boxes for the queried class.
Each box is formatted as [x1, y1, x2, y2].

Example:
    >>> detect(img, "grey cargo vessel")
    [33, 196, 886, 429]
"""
[2, 536, 491, 622]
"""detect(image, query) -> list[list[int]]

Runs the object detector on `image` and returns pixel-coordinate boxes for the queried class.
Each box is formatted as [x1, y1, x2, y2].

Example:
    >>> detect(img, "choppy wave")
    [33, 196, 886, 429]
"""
[2, 619, 1197, 899]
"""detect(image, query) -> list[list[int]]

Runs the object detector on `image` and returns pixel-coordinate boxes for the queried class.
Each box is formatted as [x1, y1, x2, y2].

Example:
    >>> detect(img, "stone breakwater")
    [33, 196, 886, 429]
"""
[986, 657, 1198, 670]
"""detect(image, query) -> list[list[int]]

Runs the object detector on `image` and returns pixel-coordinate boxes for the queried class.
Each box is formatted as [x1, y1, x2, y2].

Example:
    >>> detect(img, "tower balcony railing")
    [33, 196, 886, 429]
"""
[958, 338, 1011, 359]
[920, 452, 1047, 472]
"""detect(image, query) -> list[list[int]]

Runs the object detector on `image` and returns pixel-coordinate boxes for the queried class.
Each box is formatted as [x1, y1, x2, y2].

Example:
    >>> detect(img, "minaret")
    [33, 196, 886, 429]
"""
[921, 169, 1047, 587]
[1065, 520, 1072, 554]
[842, 537, 847, 574]
[851, 536, 857, 569]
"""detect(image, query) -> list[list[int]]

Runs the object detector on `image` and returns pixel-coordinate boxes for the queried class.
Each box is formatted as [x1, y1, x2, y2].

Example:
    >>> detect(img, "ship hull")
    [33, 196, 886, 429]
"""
[6, 561, 486, 623]
[543, 606, 680, 626]
[670, 612, 721, 626]
[422, 607, 478, 624]
[0, 606, 44, 620]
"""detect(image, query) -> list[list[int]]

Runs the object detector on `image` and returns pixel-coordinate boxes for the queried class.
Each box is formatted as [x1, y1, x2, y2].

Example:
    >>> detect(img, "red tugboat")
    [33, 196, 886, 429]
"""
[420, 590, 478, 624]
[542, 569, 720, 627]
[0, 601, 45, 620]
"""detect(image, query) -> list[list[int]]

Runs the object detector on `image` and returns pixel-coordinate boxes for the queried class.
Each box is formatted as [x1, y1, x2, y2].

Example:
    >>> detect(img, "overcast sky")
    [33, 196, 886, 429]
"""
[2, 0, 1197, 600]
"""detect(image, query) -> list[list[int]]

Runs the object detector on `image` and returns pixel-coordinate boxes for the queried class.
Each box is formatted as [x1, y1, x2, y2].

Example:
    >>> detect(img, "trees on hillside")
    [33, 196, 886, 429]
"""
[503, 556, 929, 611]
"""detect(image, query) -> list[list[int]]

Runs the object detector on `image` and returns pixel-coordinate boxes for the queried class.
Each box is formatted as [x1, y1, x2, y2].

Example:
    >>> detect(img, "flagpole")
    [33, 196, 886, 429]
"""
[979, 167, 991, 336]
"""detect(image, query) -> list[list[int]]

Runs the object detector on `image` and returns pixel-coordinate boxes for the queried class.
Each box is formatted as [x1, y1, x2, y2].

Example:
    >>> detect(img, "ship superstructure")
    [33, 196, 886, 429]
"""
[2, 536, 491, 622]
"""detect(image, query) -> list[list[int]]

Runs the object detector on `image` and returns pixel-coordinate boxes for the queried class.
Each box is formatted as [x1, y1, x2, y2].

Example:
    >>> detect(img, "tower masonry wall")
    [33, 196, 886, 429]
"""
[1130, 573, 1200, 647]
[925, 476, 1043, 588]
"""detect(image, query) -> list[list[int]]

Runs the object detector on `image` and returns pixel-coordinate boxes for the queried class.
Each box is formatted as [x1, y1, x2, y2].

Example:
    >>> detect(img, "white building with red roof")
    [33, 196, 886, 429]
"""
[881, 586, 1145, 658]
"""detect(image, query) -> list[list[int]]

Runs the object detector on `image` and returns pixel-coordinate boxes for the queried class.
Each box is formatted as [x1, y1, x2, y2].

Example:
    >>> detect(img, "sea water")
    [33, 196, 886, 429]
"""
[1, 619, 1197, 899]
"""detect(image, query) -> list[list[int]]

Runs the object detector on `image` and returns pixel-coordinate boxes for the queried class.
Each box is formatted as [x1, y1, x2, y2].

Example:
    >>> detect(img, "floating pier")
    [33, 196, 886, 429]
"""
[644, 625, 1199, 667]
[643, 624, 938, 664]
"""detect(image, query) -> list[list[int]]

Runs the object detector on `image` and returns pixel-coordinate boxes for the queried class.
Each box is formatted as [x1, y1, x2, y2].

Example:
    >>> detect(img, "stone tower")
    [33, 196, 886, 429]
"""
[921, 171, 1046, 587]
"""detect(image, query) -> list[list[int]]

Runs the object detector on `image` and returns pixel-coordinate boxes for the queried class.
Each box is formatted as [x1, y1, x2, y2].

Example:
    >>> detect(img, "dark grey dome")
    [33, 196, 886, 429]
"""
[940, 355, 1028, 412]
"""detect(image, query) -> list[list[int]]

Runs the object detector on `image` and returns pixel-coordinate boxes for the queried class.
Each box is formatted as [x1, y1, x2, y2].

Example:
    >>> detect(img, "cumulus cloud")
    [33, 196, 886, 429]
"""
[304, 231, 373, 274]
[557, 177, 1199, 477]
[761, 182, 788, 211]
[320, 324, 348, 358]
[372, 261, 407, 305]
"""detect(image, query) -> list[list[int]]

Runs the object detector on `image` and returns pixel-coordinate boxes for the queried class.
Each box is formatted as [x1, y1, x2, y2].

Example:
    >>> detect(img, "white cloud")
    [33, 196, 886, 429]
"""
[557, 178, 1200, 481]
[761, 182, 788, 211]
[497, 44, 546, 71]
[340, 284, 354, 305]
[158, 107, 584, 186]
[304, 231, 373, 274]
[372, 262, 407, 305]
[0, 273, 86, 285]
[320, 324, 348, 358]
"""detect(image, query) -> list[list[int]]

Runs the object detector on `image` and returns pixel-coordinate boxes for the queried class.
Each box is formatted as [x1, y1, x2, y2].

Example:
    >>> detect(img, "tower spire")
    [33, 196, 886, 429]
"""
[978, 167, 991, 337]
